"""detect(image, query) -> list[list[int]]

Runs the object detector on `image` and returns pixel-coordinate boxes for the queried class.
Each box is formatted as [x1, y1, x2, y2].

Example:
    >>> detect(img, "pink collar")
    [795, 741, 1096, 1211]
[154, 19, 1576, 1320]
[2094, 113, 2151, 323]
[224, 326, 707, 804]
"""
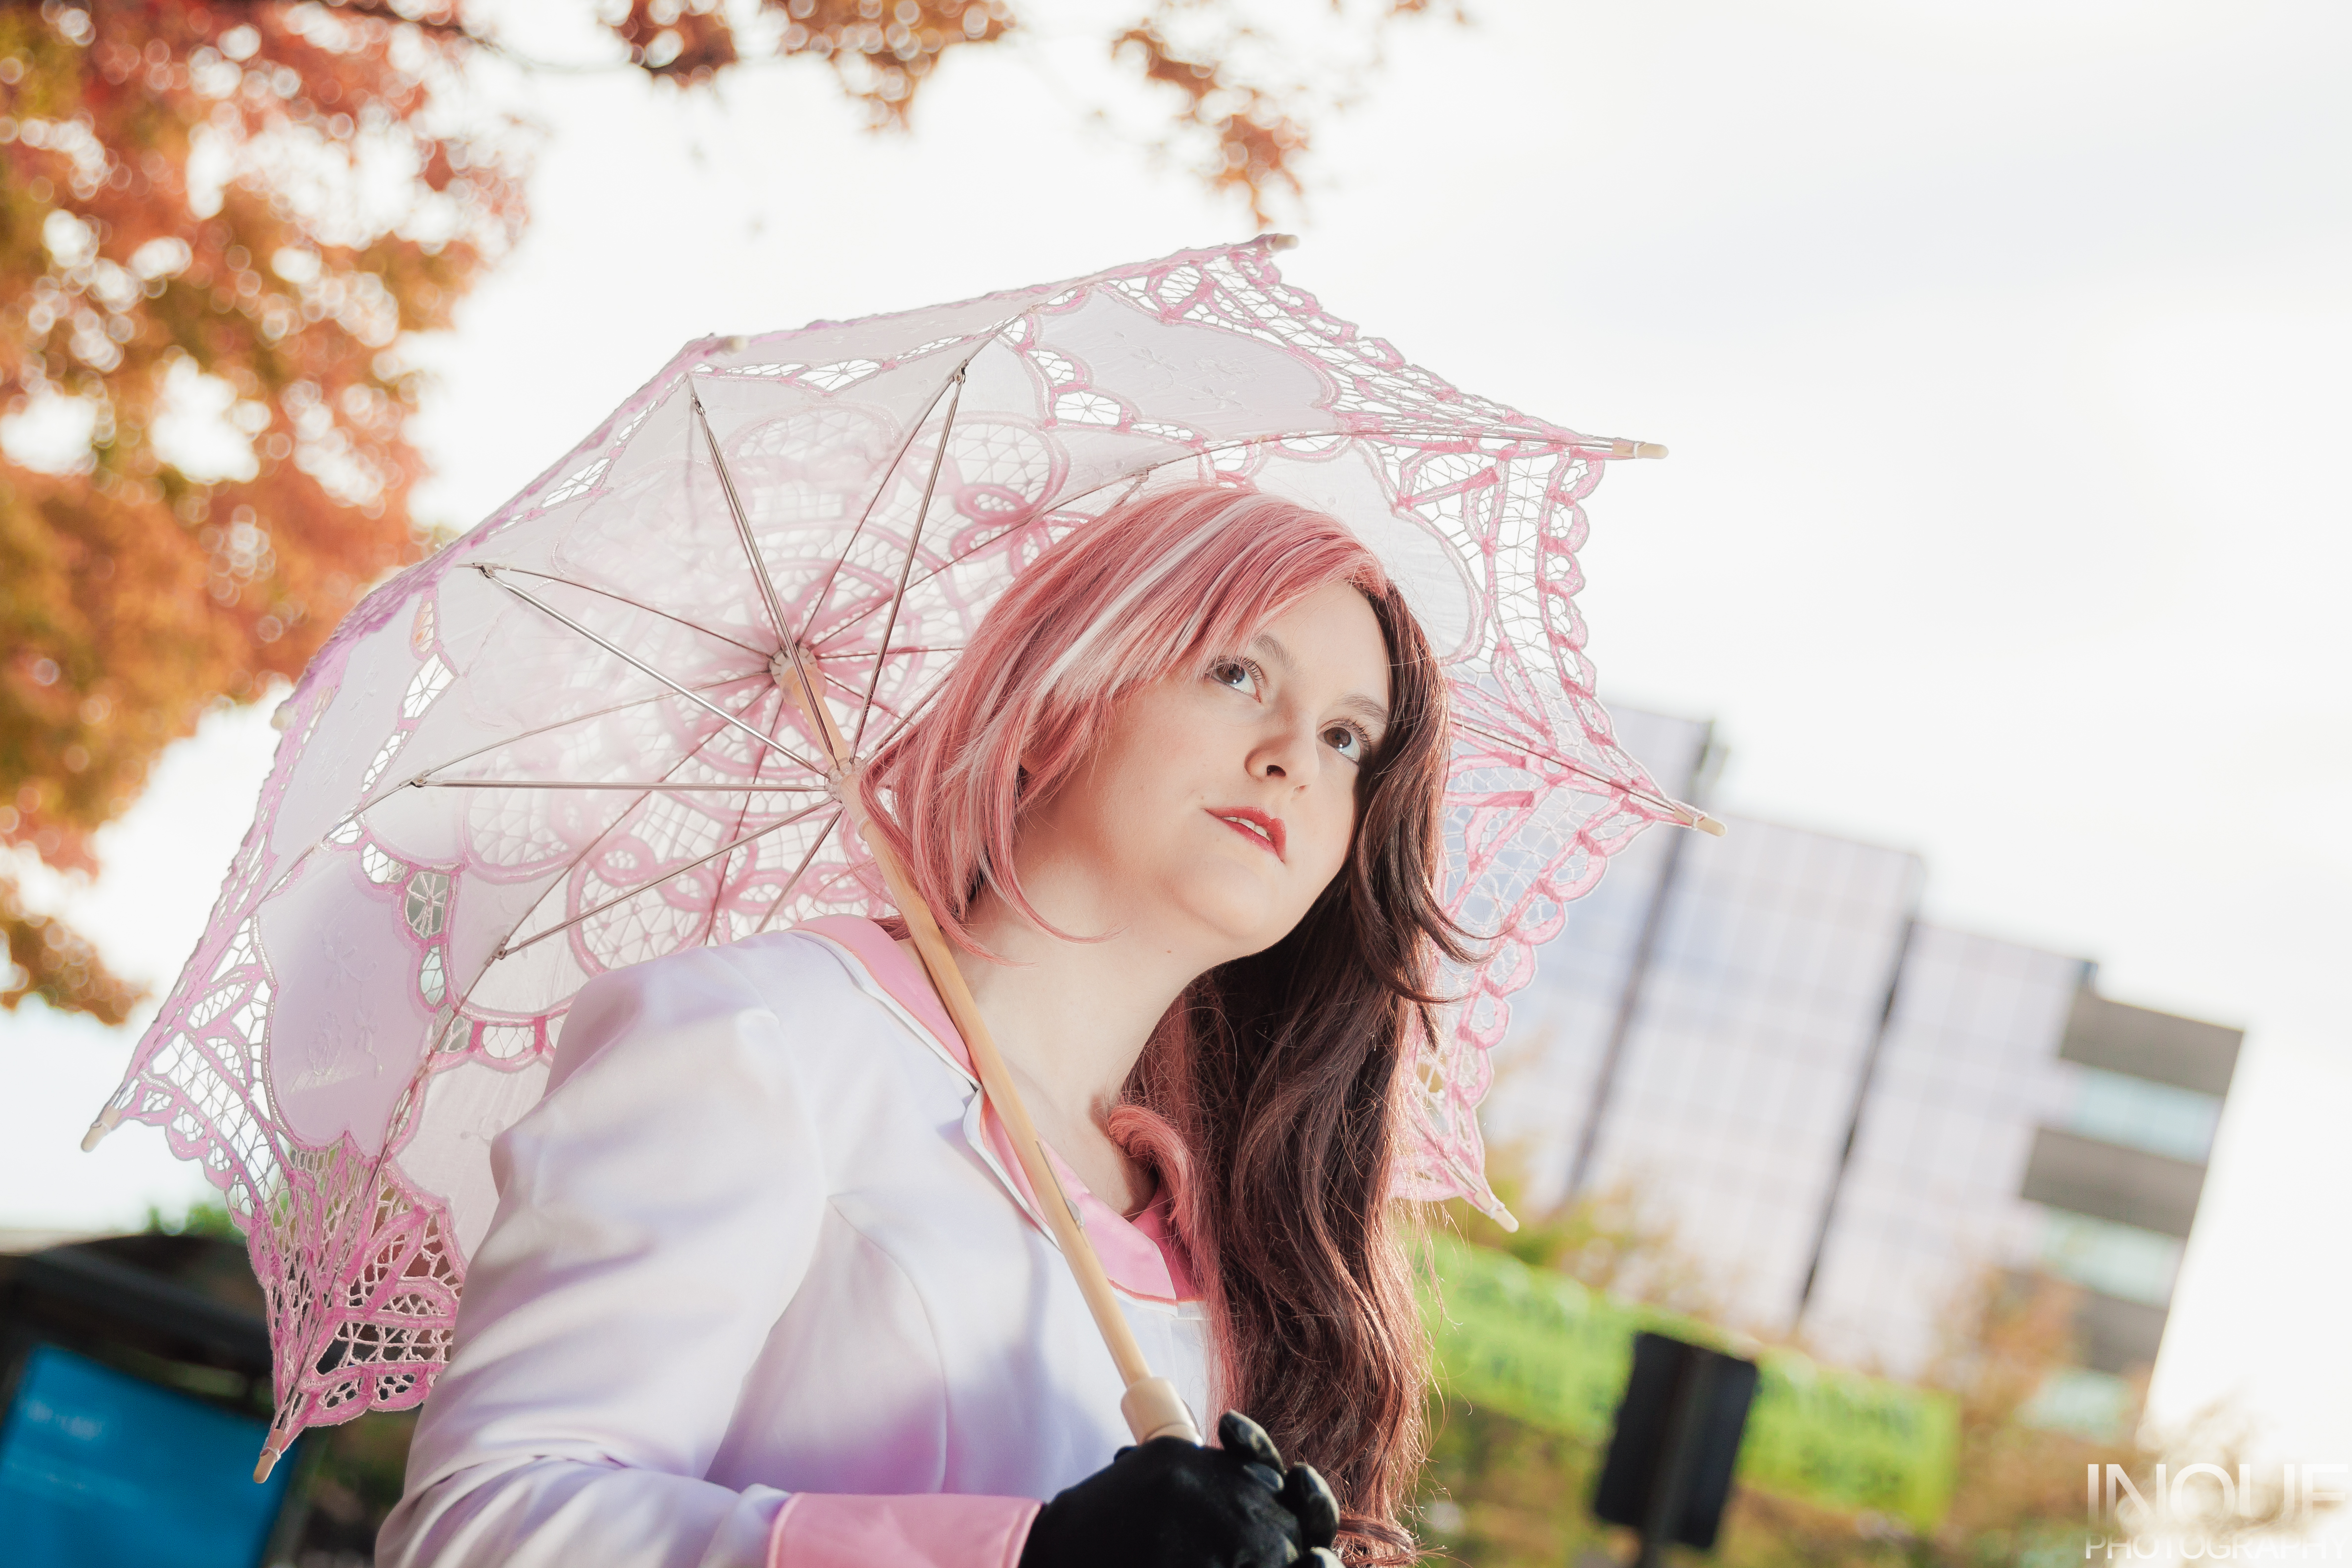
[798, 915, 1200, 1305]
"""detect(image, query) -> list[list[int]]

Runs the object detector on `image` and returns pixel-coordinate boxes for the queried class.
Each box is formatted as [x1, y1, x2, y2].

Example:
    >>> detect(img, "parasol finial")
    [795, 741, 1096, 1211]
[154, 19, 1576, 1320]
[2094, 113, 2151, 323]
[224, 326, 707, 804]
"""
[79, 1103, 122, 1152]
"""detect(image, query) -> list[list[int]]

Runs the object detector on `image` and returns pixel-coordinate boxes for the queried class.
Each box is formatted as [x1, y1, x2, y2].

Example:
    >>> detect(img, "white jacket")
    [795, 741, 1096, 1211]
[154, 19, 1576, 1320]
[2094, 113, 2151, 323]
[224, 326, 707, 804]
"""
[378, 917, 1211, 1568]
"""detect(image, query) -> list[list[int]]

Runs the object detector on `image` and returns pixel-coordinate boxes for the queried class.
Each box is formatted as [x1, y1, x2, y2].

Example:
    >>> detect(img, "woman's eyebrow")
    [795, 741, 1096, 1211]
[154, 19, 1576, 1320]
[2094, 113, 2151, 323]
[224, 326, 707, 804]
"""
[1338, 693, 1391, 725]
[1247, 631, 1294, 672]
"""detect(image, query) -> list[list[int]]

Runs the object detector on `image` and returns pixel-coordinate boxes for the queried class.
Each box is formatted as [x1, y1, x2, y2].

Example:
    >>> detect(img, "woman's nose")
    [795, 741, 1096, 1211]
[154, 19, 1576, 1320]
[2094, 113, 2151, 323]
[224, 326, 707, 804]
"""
[1249, 716, 1317, 784]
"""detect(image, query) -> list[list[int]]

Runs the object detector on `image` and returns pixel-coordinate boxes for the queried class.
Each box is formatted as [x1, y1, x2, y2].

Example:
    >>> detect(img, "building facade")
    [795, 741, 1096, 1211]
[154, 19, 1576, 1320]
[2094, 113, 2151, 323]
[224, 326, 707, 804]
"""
[1481, 708, 2239, 1420]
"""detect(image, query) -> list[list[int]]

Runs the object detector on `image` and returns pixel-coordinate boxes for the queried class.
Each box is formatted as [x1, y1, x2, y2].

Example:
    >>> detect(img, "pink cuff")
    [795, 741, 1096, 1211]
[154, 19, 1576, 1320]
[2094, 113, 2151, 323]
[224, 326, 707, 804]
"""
[768, 1492, 1041, 1568]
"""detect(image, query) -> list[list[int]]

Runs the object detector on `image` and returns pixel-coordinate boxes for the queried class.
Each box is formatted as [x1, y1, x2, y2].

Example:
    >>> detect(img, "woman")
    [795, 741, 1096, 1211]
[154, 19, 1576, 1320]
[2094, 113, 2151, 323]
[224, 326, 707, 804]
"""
[379, 482, 1468, 1568]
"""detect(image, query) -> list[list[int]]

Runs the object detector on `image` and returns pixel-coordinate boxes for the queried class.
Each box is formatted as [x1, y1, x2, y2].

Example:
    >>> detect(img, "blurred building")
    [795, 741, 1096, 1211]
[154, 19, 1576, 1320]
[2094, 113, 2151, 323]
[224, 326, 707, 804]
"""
[0, 1227, 409, 1565]
[1481, 708, 2239, 1424]
[0, 1230, 291, 1565]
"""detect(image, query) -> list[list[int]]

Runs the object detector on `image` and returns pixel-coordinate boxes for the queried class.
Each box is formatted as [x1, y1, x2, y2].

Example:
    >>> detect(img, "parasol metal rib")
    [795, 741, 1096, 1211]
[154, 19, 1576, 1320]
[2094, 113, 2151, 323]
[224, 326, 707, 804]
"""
[821, 656, 957, 774]
[235, 669, 786, 970]
[777, 644, 1199, 1448]
[797, 358, 970, 643]
[473, 564, 825, 778]
[691, 387, 795, 649]
[480, 564, 770, 659]
[411, 778, 828, 793]
[1451, 718, 1724, 836]
[350, 672, 775, 821]
[748, 809, 842, 937]
[453, 677, 792, 1019]
[776, 630, 835, 777]
[812, 643, 964, 659]
[491, 797, 838, 961]
[854, 364, 965, 753]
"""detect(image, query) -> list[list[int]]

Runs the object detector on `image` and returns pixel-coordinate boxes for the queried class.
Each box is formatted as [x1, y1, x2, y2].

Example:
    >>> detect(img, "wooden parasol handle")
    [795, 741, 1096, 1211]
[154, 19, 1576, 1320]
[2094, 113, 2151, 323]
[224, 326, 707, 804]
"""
[785, 651, 1201, 1447]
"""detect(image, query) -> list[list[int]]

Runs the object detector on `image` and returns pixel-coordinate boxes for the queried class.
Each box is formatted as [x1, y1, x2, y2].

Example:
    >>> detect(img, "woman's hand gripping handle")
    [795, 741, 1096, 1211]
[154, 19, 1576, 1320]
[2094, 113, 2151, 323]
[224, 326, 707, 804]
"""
[1019, 1411, 1343, 1568]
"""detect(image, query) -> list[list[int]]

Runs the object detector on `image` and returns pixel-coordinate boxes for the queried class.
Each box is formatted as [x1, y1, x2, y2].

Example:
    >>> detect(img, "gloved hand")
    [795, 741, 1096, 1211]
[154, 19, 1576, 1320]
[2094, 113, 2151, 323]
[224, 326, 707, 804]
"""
[1019, 1410, 1343, 1568]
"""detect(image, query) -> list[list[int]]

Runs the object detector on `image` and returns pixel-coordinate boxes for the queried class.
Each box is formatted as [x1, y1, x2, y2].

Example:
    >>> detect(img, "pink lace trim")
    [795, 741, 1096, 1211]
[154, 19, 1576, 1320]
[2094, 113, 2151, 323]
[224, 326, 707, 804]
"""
[799, 915, 1198, 1305]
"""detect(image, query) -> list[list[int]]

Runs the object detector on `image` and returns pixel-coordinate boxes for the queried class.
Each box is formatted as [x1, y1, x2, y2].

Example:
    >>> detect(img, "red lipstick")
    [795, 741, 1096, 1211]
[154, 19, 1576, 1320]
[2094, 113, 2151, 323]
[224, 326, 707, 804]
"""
[1207, 806, 1285, 861]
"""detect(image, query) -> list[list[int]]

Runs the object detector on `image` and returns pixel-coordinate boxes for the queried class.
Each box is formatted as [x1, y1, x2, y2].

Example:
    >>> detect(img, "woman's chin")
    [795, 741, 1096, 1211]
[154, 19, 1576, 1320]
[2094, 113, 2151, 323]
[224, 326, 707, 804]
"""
[1165, 891, 1311, 963]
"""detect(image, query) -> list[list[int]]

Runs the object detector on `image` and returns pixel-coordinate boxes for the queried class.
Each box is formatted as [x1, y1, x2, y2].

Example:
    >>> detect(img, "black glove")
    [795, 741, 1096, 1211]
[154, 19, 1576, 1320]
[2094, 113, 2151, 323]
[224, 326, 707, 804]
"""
[1019, 1410, 1343, 1568]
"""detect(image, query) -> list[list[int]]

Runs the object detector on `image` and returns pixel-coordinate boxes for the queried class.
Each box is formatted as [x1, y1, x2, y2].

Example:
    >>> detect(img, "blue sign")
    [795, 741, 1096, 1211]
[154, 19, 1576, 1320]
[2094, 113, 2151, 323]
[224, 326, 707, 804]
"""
[0, 1343, 289, 1568]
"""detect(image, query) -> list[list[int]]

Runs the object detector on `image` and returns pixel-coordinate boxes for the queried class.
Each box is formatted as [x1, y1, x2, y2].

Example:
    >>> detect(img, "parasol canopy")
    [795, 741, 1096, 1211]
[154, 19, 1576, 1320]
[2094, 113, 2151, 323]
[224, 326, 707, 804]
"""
[87, 238, 1709, 1461]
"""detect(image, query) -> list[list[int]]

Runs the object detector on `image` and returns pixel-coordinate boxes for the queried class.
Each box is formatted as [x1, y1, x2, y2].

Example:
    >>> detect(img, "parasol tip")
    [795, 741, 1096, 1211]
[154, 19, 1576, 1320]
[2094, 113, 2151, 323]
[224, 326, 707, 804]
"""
[80, 1104, 122, 1153]
[1690, 812, 1727, 837]
[253, 1445, 281, 1484]
[1258, 233, 1299, 252]
[1470, 1189, 1520, 1231]
[1610, 438, 1669, 459]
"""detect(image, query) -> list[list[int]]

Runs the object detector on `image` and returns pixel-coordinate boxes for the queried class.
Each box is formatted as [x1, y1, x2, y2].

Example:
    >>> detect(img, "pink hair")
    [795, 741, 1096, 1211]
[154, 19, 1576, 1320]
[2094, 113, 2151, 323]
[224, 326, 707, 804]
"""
[857, 483, 1388, 951]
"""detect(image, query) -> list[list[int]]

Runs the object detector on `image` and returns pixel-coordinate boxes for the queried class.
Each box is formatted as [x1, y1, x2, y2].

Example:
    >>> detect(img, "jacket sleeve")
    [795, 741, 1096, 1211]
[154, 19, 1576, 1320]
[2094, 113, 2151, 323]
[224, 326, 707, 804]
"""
[768, 1494, 1041, 1568]
[377, 946, 826, 1568]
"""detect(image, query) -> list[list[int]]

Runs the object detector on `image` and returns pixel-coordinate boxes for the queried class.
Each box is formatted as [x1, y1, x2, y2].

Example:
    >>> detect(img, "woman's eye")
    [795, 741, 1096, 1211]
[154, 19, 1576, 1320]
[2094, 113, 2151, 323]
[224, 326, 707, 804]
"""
[1209, 658, 1258, 695]
[1323, 724, 1365, 761]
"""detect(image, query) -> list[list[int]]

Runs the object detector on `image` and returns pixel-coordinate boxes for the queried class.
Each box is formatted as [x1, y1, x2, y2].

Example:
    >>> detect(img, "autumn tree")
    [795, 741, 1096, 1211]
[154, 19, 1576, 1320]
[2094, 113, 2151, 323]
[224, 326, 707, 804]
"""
[0, 1, 522, 1020]
[0, 0, 1445, 1024]
[579, 0, 1451, 224]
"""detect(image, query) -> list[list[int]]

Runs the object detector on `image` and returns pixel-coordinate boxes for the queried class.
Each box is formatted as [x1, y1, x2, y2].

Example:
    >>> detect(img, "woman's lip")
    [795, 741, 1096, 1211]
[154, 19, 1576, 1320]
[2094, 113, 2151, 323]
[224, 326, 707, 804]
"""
[1208, 808, 1286, 861]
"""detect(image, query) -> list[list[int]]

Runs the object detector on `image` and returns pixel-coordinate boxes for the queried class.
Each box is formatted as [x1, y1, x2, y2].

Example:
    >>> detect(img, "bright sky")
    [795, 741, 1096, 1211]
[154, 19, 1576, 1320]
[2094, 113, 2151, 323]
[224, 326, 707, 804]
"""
[5, 0, 2346, 1493]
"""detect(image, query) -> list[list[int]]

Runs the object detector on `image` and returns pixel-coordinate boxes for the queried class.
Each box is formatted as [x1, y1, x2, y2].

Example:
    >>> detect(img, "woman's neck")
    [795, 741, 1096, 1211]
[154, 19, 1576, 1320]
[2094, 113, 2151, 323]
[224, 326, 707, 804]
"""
[942, 875, 1210, 1213]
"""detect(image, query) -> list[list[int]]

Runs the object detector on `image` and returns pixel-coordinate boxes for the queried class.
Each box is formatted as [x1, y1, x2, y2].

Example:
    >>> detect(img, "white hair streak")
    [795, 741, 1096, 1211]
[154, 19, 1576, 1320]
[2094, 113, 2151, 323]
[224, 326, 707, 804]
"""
[1038, 491, 1294, 693]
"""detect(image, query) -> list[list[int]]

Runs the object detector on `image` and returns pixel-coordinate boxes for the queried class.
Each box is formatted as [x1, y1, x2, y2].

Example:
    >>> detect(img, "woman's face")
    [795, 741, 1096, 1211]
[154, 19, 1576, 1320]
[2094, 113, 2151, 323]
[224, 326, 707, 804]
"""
[1020, 579, 1394, 961]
